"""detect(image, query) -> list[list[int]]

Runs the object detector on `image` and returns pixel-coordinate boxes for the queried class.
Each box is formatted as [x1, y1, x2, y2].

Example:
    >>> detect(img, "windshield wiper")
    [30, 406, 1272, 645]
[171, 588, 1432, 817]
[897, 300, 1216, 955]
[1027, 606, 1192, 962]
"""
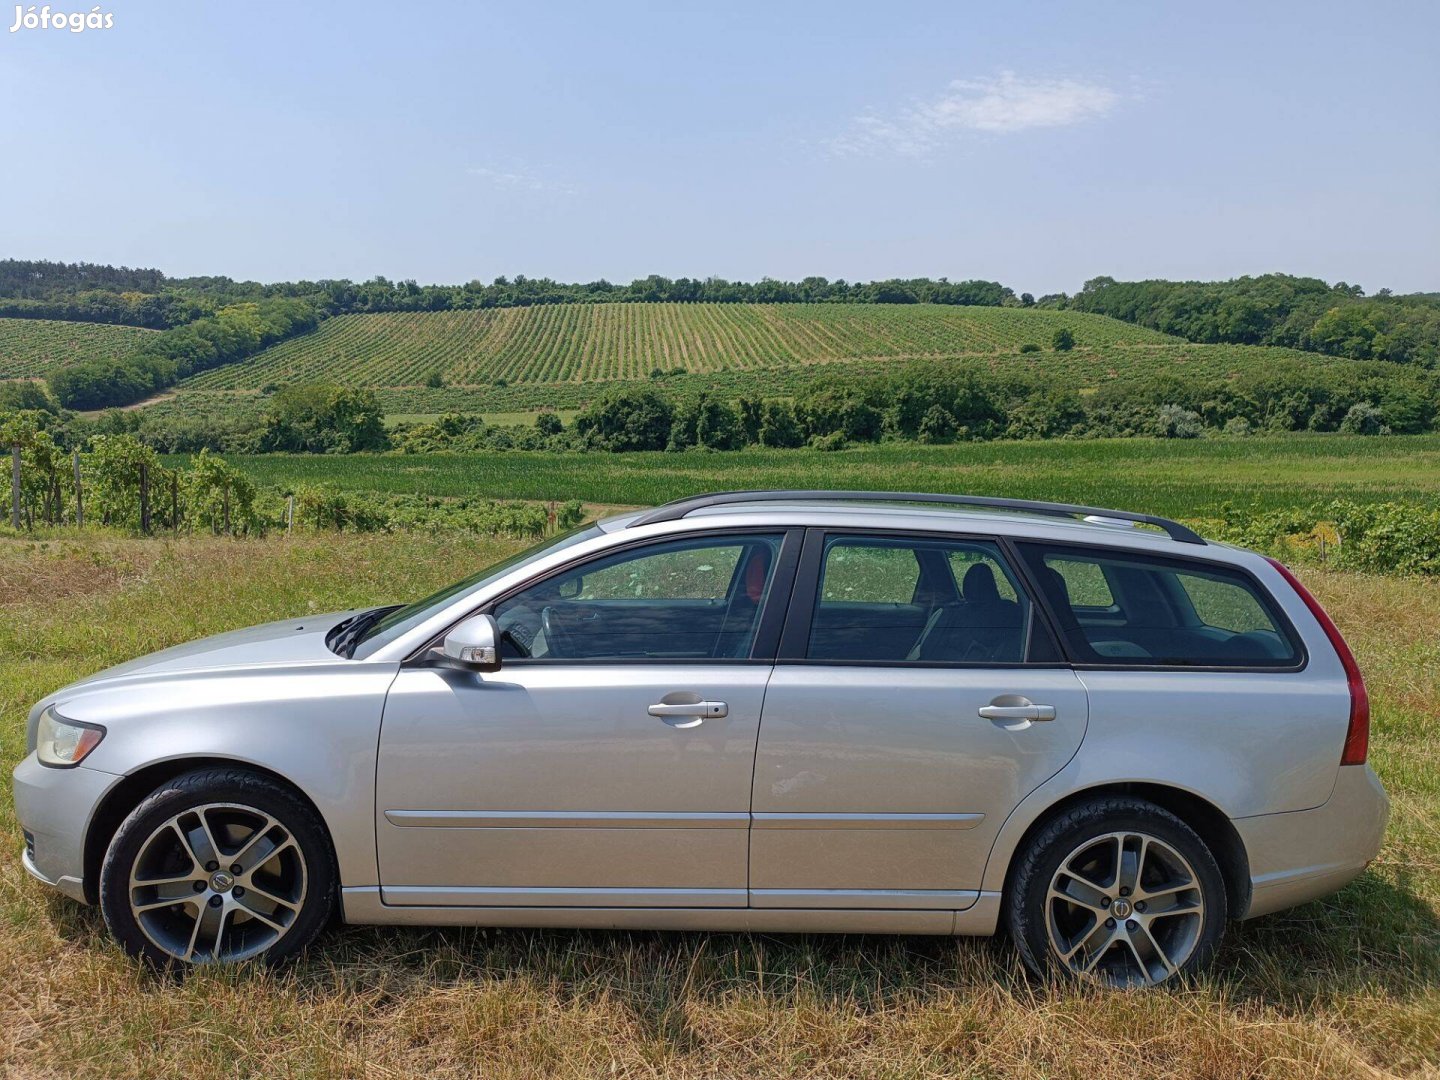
[327, 606, 401, 659]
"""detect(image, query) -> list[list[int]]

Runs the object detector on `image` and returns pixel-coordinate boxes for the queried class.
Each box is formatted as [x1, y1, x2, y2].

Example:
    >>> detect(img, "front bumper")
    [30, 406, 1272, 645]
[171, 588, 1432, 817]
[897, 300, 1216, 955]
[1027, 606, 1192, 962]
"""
[12, 752, 120, 905]
[1234, 764, 1389, 919]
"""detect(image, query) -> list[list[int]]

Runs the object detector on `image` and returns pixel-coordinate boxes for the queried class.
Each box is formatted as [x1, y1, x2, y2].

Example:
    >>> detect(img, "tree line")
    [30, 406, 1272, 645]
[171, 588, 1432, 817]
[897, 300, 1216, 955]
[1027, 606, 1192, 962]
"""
[35, 356, 1420, 458]
[1071, 274, 1440, 367]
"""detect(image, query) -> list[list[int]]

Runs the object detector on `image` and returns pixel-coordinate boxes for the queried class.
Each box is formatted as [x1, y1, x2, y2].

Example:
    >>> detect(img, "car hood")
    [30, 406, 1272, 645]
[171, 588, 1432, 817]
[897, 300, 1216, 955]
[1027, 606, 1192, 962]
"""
[70, 609, 362, 686]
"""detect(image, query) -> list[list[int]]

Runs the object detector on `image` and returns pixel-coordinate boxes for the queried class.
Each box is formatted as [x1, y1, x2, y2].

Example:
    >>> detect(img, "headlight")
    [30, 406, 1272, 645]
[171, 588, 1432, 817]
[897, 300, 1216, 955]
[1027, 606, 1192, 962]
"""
[36, 707, 105, 768]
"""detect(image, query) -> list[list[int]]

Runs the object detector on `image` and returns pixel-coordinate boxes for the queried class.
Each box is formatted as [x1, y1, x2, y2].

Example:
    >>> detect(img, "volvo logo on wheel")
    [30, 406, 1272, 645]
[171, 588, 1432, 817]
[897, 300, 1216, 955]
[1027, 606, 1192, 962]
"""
[209, 870, 235, 893]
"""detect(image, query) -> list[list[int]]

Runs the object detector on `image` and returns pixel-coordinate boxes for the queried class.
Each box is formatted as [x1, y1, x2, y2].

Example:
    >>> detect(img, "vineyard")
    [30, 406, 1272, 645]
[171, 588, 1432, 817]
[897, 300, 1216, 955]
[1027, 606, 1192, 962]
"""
[180, 303, 1179, 391]
[0, 318, 157, 379]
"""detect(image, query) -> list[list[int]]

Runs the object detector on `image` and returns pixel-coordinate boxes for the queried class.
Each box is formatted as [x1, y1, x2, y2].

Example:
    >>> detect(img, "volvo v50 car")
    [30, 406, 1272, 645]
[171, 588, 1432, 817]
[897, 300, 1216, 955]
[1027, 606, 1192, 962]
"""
[14, 491, 1387, 986]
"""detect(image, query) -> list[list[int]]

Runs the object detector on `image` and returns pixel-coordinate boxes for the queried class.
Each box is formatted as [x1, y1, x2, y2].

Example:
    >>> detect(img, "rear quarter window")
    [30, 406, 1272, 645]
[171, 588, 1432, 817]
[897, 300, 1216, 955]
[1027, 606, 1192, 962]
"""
[1018, 543, 1301, 668]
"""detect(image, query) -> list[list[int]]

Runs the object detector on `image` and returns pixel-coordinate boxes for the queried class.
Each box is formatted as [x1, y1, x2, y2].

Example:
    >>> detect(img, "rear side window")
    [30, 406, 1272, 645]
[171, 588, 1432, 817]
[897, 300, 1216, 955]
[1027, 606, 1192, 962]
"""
[806, 535, 1036, 664]
[1017, 543, 1301, 668]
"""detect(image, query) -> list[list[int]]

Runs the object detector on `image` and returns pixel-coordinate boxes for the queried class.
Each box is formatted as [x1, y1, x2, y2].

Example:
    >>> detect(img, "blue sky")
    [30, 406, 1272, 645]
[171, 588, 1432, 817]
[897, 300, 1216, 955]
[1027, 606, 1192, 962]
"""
[2, 0, 1436, 294]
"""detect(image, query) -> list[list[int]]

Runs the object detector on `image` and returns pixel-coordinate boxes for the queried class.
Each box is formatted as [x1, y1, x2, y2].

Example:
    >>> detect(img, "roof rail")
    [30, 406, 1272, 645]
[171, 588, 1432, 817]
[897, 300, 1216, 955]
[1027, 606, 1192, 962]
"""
[628, 490, 1206, 545]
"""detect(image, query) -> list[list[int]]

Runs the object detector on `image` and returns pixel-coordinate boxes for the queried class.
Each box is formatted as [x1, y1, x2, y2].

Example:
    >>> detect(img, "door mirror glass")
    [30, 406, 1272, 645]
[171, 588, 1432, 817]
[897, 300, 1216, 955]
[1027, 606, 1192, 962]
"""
[441, 614, 501, 671]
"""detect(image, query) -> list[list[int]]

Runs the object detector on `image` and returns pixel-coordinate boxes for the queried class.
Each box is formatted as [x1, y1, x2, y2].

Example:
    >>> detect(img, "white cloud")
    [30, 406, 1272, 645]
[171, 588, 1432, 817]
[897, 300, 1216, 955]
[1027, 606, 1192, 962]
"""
[467, 165, 577, 196]
[830, 71, 1121, 158]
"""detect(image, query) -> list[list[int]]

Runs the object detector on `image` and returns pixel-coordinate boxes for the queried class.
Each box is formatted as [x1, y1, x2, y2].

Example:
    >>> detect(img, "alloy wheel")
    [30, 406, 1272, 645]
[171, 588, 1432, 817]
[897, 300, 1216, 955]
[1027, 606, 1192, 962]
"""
[126, 802, 308, 963]
[1044, 829, 1205, 986]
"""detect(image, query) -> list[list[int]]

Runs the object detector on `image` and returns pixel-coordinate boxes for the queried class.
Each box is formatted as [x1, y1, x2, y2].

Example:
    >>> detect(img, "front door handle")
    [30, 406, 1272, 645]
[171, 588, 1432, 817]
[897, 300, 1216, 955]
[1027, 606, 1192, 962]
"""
[978, 700, 1056, 722]
[648, 700, 728, 727]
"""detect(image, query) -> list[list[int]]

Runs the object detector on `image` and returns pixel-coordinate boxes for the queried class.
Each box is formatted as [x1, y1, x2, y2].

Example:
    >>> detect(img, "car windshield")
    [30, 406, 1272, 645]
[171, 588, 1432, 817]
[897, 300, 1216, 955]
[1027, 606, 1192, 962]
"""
[348, 524, 603, 659]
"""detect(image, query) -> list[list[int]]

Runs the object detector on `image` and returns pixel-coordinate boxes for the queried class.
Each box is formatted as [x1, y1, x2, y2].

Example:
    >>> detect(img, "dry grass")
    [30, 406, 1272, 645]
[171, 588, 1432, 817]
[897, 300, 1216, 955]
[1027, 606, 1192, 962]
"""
[0, 534, 1436, 1079]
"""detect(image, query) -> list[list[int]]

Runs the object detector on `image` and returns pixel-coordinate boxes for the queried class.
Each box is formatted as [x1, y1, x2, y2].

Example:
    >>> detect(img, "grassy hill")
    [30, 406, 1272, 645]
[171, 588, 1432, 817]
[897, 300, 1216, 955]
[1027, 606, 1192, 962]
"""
[0, 318, 157, 379]
[0, 303, 1377, 428]
[180, 303, 1179, 391]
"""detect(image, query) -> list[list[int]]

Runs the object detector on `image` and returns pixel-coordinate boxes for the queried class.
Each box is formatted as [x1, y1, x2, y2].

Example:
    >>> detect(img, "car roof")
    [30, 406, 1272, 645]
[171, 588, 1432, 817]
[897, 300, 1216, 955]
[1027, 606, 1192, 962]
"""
[598, 492, 1209, 553]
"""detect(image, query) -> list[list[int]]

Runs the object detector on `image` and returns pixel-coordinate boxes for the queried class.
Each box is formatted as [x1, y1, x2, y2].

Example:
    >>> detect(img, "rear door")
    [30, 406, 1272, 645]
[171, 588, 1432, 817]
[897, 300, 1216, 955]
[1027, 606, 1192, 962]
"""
[749, 530, 1089, 910]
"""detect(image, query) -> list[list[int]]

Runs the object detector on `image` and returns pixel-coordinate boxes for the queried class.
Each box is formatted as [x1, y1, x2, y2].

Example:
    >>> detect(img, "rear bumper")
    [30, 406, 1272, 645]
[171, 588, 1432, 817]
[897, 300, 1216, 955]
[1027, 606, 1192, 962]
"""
[1234, 764, 1388, 919]
[12, 752, 119, 905]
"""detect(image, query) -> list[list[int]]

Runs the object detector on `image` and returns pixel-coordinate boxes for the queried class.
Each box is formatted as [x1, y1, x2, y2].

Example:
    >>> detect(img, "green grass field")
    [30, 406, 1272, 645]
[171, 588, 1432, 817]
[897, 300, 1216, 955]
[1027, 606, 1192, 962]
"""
[179, 303, 1179, 392]
[0, 317, 158, 379]
[0, 530, 1435, 1077]
[193, 434, 1440, 518]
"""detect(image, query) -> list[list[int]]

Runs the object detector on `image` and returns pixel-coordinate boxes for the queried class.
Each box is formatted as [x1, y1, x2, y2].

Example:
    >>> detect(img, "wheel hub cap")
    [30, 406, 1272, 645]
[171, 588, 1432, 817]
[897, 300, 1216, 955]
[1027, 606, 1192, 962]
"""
[1044, 829, 1205, 987]
[126, 801, 307, 963]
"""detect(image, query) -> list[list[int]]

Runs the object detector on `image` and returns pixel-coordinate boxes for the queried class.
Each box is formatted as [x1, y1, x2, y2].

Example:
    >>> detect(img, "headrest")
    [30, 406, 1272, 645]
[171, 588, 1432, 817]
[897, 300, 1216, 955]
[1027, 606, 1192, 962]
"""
[962, 562, 1001, 604]
[1040, 565, 1071, 606]
[744, 549, 769, 602]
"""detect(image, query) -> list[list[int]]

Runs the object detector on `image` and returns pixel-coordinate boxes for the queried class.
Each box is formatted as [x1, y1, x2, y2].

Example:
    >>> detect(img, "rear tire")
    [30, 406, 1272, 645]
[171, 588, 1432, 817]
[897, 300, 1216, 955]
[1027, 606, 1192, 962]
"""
[99, 767, 336, 968]
[1006, 796, 1226, 988]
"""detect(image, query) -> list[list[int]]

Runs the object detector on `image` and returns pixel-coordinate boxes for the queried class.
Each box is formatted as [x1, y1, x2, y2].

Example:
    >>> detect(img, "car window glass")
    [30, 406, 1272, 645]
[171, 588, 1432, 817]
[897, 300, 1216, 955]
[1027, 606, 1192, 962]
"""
[576, 546, 742, 600]
[808, 536, 1032, 664]
[493, 534, 783, 661]
[819, 544, 920, 603]
[1019, 543, 1299, 667]
[1176, 571, 1277, 633]
[946, 550, 1019, 601]
[1046, 556, 1114, 607]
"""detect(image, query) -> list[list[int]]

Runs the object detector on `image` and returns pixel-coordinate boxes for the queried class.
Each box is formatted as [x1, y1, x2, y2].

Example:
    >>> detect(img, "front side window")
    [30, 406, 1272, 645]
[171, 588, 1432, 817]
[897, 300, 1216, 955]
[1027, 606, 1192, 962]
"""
[806, 535, 1033, 664]
[493, 534, 784, 661]
[1017, 543, 1300, 667]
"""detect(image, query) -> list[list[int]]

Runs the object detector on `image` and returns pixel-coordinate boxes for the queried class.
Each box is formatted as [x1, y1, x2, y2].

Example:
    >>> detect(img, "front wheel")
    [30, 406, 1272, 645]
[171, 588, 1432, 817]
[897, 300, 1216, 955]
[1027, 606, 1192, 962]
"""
[1007, 797, 1227, 988]
[99, 767, 336, 967]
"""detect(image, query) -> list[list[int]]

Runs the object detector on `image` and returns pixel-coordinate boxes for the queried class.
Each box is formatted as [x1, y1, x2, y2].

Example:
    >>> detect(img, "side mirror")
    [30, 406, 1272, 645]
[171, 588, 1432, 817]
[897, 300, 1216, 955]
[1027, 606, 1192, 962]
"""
[440, 614, 501, 672]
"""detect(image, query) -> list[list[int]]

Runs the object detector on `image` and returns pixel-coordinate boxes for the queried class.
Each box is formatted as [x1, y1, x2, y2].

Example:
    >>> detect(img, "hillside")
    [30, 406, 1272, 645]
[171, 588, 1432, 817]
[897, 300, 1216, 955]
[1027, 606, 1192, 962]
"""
[180, 303, 1179, 391]
[0, 317, 157, 379]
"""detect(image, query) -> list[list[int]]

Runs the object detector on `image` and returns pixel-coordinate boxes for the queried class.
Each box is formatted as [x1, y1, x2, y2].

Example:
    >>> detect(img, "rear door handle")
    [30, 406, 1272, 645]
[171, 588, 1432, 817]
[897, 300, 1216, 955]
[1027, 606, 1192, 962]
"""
[648, 700, 728, 727]
[978, 702, 1056, 722]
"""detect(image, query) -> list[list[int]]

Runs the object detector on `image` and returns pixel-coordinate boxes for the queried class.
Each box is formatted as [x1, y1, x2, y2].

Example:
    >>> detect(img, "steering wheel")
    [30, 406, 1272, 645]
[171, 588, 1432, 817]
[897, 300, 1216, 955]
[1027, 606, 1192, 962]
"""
[540, 605, 578, 660]
[496, 607, 539, 658]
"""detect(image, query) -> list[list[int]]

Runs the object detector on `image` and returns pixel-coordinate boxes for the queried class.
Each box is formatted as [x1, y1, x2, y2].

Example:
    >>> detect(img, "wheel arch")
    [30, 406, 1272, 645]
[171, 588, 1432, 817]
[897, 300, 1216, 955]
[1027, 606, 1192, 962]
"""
[992, 782, 1252, 922]
[82, 757, 334, 906]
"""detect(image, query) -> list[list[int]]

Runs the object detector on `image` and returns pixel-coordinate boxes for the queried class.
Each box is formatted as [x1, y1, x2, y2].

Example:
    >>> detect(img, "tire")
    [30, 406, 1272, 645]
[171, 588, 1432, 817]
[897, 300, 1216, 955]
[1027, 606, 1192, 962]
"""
[99, 767, 336, 968]
[1006, 796, 1227, 988]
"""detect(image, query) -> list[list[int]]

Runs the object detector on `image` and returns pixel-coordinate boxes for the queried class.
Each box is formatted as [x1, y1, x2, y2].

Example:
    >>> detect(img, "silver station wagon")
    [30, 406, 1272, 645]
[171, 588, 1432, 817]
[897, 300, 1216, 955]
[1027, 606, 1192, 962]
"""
[14, 491, 1388, 987]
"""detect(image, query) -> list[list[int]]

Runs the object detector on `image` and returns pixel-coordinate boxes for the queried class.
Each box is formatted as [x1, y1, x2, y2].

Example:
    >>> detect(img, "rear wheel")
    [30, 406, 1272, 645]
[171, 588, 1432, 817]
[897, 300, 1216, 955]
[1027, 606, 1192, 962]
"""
[99, 768, 336, 967]
[1007, 797, 1226, 988]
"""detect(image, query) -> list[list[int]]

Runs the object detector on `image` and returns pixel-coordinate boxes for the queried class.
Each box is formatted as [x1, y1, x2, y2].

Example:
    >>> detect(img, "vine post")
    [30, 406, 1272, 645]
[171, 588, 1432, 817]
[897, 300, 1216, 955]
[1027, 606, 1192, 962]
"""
[139, 462, 151, 534]
[73, 450, 83, 527]
[9, 445, 18, 530]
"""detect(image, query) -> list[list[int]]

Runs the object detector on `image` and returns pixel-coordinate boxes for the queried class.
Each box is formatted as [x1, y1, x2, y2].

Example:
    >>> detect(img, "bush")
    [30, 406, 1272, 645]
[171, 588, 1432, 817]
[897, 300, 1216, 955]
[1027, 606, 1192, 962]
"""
[1222, 417, 1253, 437]
[1051, 327, 1075, 351]
[758, 401, 803, 448]
[917, 404, 957, 444]
[1339, 402, 1389, 435]
[259, 383, 390, 454]
[1155, 404, 1203, 439]
[573, 387, 674, 451]
[535, 411, 564, 436]
[1019, 342, 1041, 354]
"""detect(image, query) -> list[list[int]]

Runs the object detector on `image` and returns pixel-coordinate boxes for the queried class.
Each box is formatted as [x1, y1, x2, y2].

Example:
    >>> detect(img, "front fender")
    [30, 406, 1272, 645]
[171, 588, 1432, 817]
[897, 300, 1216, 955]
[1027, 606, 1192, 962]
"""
[51, 662, 399, 889]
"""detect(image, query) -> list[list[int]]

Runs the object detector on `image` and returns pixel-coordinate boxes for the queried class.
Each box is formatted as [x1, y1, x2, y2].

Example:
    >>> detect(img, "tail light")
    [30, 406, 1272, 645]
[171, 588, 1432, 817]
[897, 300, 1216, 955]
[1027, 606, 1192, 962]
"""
[1265, 558, 1369, 765]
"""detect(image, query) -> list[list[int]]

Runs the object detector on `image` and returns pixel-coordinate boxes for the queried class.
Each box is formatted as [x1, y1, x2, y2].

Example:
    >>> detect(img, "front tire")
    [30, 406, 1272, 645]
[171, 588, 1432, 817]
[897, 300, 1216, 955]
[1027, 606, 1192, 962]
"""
[99, 767, 336, 967]
[1007, 796, 1226, 988]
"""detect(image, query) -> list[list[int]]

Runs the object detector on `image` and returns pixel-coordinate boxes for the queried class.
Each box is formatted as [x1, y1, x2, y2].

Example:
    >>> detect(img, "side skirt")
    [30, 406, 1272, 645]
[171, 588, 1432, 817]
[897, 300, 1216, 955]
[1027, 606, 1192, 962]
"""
[340, 887, 1003, 936]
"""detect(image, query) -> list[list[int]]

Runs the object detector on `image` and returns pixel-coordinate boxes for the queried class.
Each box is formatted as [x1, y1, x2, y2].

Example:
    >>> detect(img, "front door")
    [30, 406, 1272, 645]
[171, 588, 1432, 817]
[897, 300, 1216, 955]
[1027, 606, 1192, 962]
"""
[749, 530, 1089, 909]
[376, 530, 794, 908]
